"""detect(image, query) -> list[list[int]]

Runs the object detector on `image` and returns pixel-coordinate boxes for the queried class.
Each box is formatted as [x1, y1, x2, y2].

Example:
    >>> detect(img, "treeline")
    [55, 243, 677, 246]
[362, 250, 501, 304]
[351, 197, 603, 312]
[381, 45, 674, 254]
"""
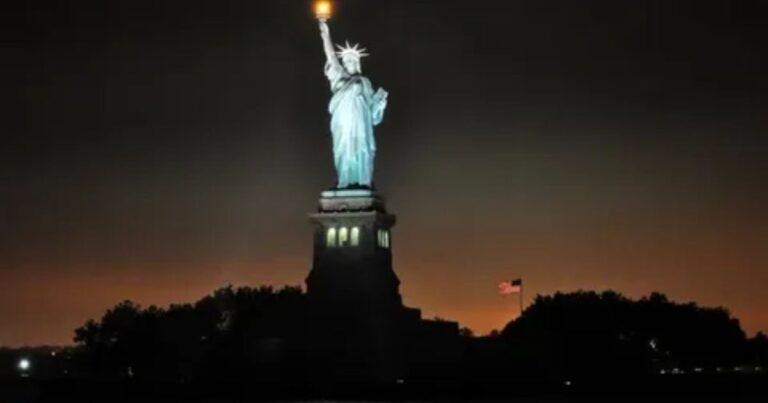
[3, 287, 766, 388]
[71, 286, 306, 382]
[466, 291, 768, 384]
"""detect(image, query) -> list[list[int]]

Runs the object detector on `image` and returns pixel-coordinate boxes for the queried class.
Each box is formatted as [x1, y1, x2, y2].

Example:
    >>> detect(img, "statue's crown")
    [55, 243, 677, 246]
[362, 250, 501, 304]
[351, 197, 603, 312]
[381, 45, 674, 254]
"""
[336, 41, 369, 60]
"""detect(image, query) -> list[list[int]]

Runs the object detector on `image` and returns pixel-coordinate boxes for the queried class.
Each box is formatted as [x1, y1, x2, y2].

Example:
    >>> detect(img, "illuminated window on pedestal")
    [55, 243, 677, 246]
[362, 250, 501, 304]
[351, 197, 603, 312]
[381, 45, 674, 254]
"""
[327, 226, 363, 248]
[377, 229, 390, 249]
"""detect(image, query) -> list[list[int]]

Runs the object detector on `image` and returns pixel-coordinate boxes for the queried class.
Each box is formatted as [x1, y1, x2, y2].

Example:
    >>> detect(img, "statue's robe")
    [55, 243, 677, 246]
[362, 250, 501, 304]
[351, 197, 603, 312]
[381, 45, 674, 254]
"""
[325, 61, 386, 188]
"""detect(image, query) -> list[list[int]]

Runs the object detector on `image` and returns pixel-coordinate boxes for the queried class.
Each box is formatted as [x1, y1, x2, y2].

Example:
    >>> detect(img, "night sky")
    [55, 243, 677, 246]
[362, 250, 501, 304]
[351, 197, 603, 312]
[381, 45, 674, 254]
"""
[4, 0, 767, 346]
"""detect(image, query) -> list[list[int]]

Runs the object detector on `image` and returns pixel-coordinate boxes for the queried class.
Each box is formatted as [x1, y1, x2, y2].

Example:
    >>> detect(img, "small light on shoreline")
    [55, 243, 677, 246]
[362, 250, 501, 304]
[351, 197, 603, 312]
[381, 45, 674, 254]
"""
[18, 358, 31, 373]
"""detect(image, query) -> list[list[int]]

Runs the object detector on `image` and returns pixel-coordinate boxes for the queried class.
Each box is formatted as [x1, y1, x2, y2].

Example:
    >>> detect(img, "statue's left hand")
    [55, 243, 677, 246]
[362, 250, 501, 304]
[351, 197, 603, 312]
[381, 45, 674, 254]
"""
[374, 88, 388, 102]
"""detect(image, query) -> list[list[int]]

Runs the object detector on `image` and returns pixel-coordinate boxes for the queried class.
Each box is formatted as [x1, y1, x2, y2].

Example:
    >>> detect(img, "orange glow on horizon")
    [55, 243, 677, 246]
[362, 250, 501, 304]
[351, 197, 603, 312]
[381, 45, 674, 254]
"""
[2, 205, 767, 346]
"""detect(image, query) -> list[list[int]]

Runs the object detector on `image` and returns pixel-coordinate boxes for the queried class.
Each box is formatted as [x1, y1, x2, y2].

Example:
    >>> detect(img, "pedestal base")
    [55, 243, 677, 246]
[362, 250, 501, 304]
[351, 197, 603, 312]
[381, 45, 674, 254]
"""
[305, 189, 414, 381]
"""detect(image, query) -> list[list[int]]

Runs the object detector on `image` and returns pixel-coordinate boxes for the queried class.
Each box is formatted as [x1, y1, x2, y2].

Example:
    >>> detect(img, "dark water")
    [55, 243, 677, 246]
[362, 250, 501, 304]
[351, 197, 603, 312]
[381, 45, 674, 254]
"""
[2, 377, 767, 403]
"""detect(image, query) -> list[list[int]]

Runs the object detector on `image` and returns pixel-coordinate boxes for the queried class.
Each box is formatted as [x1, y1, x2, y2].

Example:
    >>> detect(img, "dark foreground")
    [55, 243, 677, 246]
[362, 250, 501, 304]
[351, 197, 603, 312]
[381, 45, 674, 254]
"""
[2, 374, 767, 402]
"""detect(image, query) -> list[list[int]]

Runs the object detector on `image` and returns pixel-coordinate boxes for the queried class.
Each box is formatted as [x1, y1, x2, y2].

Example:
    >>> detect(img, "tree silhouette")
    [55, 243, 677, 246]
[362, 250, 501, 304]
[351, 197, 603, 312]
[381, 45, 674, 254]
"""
[72, 286, 307, 382]
[750, 332, 768, 366]
[67, 287, 762, 390]
[499, 291, 750, 381]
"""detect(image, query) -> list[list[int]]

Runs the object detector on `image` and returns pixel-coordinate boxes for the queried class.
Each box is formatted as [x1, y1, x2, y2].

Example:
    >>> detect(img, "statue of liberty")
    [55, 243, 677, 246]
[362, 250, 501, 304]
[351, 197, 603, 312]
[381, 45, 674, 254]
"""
[318, 20, 388, 189]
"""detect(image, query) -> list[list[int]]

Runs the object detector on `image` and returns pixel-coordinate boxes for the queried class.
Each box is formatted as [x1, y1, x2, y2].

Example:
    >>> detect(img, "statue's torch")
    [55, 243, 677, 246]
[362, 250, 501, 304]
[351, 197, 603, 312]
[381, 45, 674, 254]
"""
[315, 1, 332, 22]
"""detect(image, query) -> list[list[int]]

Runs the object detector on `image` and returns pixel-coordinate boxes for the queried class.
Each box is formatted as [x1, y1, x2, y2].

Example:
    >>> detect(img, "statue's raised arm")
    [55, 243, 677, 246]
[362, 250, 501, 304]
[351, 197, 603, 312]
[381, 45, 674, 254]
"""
[319, 21, 340, 71]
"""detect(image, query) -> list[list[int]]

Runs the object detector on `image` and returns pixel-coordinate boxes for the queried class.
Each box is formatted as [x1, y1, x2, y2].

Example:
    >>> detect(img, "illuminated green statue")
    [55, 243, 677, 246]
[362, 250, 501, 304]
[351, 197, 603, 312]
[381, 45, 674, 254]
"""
[318, 20, 388, 188]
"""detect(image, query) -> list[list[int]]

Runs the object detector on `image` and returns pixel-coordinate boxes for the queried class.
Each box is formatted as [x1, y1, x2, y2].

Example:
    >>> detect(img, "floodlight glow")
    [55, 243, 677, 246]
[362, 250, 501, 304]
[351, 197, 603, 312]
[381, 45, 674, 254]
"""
[18, 358, 30, 371]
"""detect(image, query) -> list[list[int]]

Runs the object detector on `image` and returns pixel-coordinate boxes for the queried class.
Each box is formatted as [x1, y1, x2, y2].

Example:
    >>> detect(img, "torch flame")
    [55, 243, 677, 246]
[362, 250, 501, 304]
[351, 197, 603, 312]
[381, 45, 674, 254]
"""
[315, 1, 332, 20]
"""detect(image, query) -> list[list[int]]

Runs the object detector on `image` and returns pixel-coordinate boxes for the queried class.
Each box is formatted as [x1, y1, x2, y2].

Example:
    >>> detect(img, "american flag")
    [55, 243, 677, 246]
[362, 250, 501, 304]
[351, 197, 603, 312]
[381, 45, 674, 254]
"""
[498, 278, 522, 295]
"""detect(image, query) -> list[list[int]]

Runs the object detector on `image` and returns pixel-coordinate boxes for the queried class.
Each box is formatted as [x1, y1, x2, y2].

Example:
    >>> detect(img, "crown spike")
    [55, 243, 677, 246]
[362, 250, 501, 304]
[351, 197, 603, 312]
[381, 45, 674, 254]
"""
[336, 40, 370, 60]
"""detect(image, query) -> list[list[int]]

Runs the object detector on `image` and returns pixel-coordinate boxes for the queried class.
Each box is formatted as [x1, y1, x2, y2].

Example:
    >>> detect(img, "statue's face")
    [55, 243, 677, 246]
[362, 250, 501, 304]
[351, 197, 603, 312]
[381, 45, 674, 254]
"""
[342, 56, 361, 74]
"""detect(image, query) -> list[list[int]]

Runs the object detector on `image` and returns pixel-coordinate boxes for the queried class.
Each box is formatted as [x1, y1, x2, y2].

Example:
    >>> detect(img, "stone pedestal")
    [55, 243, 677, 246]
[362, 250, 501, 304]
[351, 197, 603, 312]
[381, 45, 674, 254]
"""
[307, 189, 400, 308]
[305, 189, 413, 382]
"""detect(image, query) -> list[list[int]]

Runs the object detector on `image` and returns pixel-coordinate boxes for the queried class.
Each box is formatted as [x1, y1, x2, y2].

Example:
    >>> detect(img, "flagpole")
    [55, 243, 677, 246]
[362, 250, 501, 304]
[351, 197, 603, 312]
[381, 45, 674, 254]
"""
[498, 279, 524, 319]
